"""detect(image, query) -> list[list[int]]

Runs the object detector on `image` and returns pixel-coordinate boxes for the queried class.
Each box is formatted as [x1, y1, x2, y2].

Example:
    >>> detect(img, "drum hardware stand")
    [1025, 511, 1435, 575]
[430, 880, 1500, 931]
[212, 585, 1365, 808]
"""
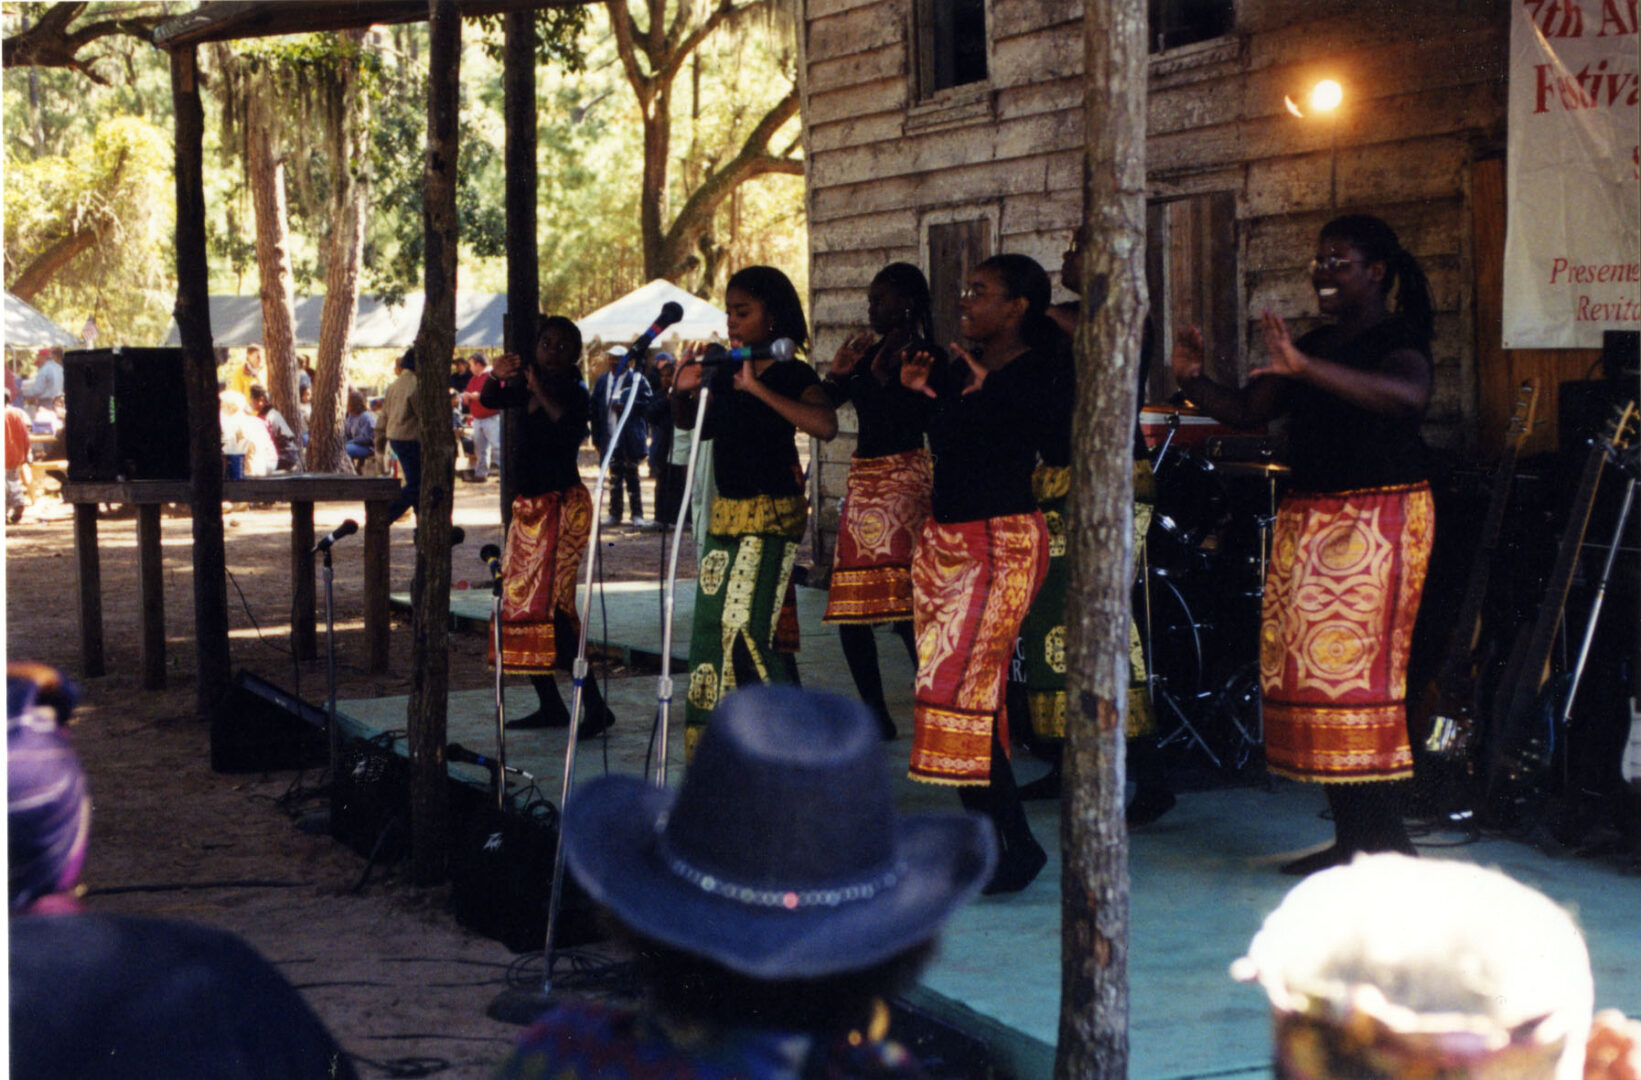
[1554, 443, 1638, 792]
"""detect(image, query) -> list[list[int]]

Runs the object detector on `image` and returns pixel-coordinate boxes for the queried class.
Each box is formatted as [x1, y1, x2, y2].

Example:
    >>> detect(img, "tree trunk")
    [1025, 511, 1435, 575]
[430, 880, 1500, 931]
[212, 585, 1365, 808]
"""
[169, 45, 232, 719]
[501, 9, 539, 526]
[246, 84, 301, 430]
[7, 225, 99, 302]
[1057, 2, 1148, 1078]
[407, 0, 460, 887]
[639, 80, 672, 280]
[308, 30, 369, 475]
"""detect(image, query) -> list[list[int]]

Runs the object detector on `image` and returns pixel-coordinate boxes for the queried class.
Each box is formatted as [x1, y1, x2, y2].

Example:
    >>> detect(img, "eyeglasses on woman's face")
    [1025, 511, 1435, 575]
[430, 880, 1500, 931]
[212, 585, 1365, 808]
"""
[1308, 255, 1365, 275]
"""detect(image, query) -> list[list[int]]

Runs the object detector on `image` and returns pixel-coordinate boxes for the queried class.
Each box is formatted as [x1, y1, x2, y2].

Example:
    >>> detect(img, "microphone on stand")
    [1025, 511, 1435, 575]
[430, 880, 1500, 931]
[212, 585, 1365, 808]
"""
[697, 338, 797, 365]
[447, 741, 537, 781]
[312, 519, 358, 554]
[622, 301, 685, 369]
[479, 544, 503, 585]
[450, 525, 466, 547]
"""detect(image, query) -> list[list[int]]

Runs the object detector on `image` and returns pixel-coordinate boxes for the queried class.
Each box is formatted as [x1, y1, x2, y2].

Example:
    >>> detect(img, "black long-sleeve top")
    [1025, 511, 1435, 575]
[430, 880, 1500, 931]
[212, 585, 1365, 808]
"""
[925, 347, 1063, 523]
[822, 341, 935, 459]
[697, 360, 820, 500]
[479, 375, 590, 497]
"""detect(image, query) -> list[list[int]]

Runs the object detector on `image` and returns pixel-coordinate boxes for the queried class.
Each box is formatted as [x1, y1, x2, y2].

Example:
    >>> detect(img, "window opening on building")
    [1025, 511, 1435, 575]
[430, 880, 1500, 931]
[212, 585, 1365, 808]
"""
[916, 0, 988, 98]
[1149, 0, 1233, 53]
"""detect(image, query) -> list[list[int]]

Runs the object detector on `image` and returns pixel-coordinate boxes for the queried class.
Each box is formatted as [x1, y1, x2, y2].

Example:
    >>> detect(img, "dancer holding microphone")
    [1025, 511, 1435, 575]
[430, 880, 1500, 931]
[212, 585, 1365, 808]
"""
[671, 266, 838, 756]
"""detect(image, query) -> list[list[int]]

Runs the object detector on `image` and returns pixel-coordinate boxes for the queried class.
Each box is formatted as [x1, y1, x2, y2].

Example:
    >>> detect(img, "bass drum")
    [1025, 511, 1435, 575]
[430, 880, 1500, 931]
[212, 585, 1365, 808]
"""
[1132, 569, 1206, 701]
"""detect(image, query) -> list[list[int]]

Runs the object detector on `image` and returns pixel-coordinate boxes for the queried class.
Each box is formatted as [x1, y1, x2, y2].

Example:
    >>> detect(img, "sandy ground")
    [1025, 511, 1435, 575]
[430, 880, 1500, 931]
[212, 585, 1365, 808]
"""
[4, 457, 684, 1079]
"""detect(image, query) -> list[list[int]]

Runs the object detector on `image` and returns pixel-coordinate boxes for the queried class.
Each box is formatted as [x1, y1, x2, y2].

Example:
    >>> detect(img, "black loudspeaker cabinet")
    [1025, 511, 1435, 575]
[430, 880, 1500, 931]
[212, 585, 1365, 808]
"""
[449, 785, 603, 953]
[209, 670, 329, 774]
[64, 347, 190, 481]
[331, 734, 411, 864]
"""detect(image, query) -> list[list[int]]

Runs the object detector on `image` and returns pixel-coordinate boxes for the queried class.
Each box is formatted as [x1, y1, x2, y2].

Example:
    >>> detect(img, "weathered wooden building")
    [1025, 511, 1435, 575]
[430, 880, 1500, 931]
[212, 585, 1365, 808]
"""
[795, 0, 1594, 555]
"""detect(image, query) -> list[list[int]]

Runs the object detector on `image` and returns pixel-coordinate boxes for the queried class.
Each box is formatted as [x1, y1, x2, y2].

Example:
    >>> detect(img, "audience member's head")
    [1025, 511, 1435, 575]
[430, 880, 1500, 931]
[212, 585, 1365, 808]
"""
[559, 686, 996, 1034]
[397, 350, 416, 373]
[8, 663, 90, 916]
[1234, 854, 1596, 1080]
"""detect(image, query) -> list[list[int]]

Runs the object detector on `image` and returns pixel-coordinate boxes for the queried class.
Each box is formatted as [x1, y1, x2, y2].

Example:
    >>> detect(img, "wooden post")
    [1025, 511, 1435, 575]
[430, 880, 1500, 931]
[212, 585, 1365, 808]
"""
[291, 501, 316, 661]
[500, 9, 539, 529]
[137, 504, 166, 689]
[72, 503, 105, 679]
[170, 45, 232, 717]
[1057, 3, 1147, 1078]
[406, 0, 460, 886]
[364, 498, 391, 673]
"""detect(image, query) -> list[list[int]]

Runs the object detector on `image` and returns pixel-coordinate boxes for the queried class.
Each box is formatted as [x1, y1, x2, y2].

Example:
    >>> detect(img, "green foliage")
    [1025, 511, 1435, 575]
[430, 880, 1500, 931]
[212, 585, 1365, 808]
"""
[3, 113, 174, 344]
[470, 7, 588, 72]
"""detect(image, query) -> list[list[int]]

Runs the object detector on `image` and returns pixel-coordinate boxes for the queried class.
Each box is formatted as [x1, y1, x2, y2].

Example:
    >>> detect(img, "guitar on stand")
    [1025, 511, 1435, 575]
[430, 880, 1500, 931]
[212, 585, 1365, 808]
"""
[1481, 400, 1639, 824]
[1415, 381, 1537, 821]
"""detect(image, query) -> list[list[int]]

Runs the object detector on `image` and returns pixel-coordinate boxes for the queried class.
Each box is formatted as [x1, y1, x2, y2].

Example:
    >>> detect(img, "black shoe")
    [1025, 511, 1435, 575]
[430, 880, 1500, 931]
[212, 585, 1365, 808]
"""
[1278, 844, 1353, 877]
[983, 839, 1047, 895]
[871, 705, 898, 741]
[505, 706, 571, 731]
[1125, 787, 1176, 826]
[1018, 769, 1062, 801]
[576, 707, 615, 740]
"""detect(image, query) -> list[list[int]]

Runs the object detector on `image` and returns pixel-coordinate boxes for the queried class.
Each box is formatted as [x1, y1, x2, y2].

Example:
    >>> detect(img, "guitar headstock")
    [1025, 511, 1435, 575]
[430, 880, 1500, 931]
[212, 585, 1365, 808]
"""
[1602, 400, 1639, 455]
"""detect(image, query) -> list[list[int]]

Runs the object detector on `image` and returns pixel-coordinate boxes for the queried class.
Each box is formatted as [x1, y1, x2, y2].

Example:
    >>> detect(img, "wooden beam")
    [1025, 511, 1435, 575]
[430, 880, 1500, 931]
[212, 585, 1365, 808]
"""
[137, 505, 167, 689]
[170, 45, 233, 717]
[154, 0, 582, 49]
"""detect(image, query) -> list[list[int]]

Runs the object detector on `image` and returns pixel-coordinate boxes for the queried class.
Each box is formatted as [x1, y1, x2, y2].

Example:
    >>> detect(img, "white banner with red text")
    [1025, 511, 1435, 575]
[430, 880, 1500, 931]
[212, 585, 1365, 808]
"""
[1503, 0, 1639, 348]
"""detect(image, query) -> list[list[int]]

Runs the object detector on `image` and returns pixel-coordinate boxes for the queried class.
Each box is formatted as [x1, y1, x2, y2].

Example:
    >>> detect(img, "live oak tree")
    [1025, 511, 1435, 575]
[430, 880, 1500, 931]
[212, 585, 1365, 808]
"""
[606, 0, 803, 288]
[1059, 2, 1148, 1078]
[2, 1, 169, 83]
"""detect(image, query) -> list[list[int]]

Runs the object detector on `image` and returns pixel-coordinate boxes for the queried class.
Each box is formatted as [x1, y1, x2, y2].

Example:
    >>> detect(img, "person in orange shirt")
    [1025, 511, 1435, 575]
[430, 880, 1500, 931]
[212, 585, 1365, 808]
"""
[6, 389, 33, 524]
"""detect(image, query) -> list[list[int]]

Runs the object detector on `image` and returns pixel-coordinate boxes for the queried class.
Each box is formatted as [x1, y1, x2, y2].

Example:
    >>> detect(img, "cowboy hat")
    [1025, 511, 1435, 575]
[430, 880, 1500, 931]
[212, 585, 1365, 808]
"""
[561, 686, 996, 979]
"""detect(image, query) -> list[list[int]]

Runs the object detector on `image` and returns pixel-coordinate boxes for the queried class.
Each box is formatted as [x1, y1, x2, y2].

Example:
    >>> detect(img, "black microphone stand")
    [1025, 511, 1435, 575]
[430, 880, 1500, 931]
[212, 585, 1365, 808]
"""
[486, 553, 508, 812]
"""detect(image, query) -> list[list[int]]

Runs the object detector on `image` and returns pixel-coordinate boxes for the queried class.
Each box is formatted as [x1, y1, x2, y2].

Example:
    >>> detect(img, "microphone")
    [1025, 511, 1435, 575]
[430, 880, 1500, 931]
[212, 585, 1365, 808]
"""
[447, 742, 499, 770]
[625, 301, 685, 363]
[478, 543, 502, 584]
[312, 519, 358, 554]
[698, 338, 797, 365]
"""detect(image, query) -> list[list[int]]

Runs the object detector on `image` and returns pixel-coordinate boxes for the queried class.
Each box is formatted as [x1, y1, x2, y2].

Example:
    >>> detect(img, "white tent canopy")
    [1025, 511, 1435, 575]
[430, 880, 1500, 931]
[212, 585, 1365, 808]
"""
[575, 279, 726, 347]
[3, 291, 81, 349]
[160, 292, 509, 349]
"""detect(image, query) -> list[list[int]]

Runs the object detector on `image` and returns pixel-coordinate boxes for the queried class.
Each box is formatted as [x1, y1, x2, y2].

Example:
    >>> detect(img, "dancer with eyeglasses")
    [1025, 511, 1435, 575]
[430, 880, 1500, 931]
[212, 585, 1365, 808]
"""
[900, 254, 1068, 894]
[672, 266, 838, 757]
[1171, 214, 1436, 875]
[820, 263, 938, 742]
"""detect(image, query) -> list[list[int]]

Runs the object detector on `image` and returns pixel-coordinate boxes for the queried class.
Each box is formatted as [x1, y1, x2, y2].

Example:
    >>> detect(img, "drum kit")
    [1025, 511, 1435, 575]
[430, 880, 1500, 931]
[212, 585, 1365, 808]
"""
[1133, 402, 1287, 778]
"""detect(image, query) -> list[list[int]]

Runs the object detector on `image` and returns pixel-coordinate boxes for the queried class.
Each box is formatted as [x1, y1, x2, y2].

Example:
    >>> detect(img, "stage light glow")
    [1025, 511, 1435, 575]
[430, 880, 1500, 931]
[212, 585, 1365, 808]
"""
[1284, 94, 1304, 119]
[1310, 80, 1343, 113]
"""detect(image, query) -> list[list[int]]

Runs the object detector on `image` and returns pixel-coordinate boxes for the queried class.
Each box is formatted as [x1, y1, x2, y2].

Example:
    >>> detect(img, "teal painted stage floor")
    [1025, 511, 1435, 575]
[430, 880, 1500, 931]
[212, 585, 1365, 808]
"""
[343, 580, 1640, 1080]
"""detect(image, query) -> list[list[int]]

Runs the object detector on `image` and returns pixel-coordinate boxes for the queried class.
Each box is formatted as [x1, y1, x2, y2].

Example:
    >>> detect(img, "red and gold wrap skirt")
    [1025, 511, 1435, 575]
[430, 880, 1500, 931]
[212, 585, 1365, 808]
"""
[1260, 482, 1434, 783]
[823, 448, 933, 625]
[909, 511, 1049, 786]
[488, 485, 593, 673]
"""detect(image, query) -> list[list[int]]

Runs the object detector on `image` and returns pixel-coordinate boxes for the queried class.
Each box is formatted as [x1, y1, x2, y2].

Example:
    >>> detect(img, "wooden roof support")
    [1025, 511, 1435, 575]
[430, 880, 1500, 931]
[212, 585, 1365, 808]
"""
[169, 44, 233, 718]
[498, 10, 538, 525]
[154, 0, 580, 49]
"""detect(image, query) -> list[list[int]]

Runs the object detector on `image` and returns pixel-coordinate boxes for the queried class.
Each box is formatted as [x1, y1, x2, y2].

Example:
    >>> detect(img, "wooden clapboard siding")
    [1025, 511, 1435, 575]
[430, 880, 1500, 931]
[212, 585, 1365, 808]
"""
[799, 0, 1516, 550]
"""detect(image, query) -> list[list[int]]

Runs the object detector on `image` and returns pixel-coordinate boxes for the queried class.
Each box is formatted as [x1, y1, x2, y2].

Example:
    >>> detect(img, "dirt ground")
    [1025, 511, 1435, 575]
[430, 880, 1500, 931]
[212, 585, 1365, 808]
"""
[4, 457, 686, 1079]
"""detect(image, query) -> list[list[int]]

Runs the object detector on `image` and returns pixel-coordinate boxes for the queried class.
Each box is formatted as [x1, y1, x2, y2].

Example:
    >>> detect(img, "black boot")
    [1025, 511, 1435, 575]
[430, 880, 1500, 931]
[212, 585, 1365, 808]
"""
[1125, 737, 1176, 826]
[839, 624, 897, 740]
[1280, 785, 1368, 876]
[969, 728, 1046, 895]
[575, 674, 616, 740]
[506, 674, 573, 730]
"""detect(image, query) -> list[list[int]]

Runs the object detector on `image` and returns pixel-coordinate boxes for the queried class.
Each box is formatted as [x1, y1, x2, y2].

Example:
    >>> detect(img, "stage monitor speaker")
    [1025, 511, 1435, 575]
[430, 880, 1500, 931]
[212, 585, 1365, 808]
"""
[330, 734, 411, 864]
[64, 347, 190, 482]
[449, 787, 603, 953]
[1602, 329, 1639, 383]
[209, 670, 329, 774]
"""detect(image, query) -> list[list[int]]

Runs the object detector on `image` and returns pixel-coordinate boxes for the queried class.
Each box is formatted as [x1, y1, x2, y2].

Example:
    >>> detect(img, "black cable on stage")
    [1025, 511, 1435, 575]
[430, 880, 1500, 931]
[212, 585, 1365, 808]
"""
[84, 878, 312, 896]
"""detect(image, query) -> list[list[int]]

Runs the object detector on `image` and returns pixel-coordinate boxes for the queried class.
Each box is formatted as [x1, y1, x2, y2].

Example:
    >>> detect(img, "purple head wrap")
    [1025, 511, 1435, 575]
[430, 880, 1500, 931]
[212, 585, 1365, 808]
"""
[8, 663, 90, 913]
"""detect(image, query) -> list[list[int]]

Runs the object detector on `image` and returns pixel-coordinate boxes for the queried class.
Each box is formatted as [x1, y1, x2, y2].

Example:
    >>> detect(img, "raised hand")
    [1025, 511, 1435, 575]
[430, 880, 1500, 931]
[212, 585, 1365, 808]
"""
[672, 354, 704, 395]
[831, 330, 873, 380]
[491, 353, 522, 380]
[950, 343, 988, 396]
[1251, 308, 1309, 379]
[1169, 325, 1205, 382]
[900, 349, 937, 399]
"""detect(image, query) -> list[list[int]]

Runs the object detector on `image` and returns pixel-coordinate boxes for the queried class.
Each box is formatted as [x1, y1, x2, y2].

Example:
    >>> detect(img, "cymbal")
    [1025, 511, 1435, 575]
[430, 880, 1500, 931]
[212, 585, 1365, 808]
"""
[1212, 460, 1290, 478]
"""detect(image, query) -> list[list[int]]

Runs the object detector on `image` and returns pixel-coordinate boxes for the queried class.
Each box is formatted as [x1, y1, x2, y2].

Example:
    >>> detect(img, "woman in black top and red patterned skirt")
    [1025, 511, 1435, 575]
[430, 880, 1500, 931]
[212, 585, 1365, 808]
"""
[820, 263, 937, 741]
[483, 316, 617, 736]
[901, 254, 1069, 894]
[1171, 214, 1436, 875]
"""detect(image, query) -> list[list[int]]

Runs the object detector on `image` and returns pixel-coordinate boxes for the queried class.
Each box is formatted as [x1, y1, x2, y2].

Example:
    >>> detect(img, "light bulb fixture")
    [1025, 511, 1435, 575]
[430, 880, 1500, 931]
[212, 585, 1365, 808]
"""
[1310, 79, 1343, 113]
